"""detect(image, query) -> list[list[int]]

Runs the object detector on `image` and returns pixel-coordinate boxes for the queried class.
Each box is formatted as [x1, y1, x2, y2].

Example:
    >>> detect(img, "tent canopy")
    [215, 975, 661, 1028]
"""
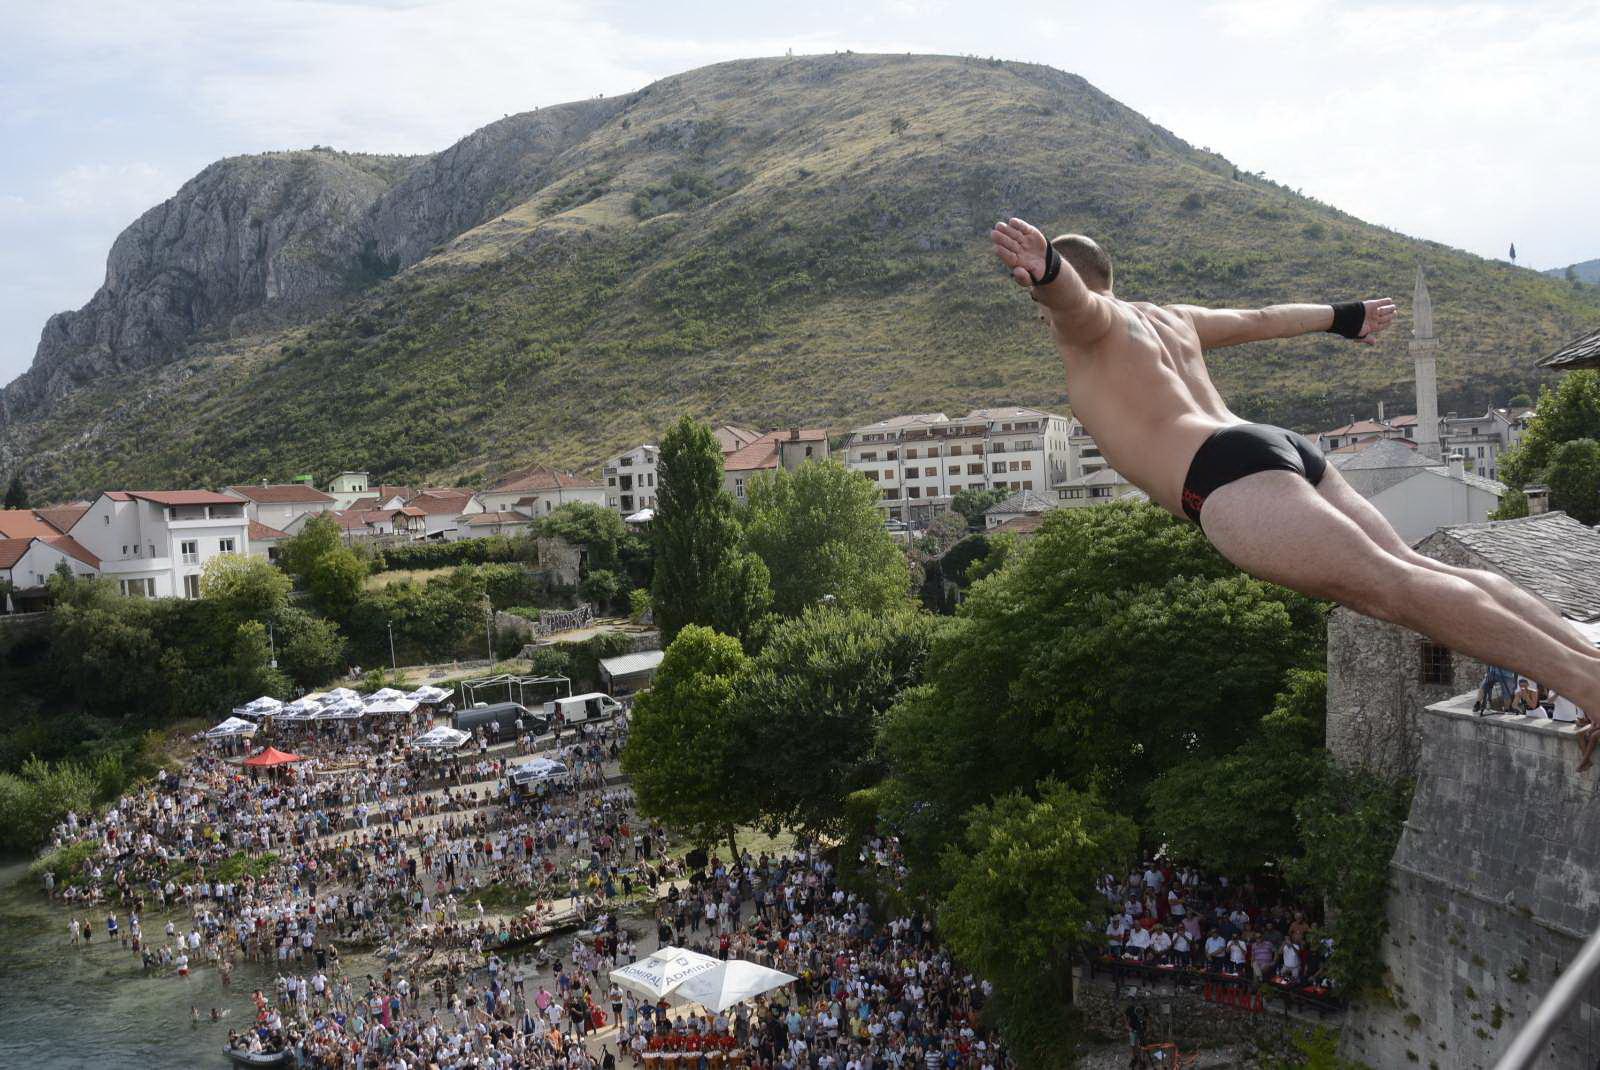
[206, 716, 258, 739]
[412, 726, 469, 750]
[407, 685, 452, 704]
[242, 746, 306, 767]
[671, 960, 797, 1012]
[321, 687, 360, 704]
[366, 687, 405, 702]
[610, 947, 720, 1001]
[365, 697, 420, 715]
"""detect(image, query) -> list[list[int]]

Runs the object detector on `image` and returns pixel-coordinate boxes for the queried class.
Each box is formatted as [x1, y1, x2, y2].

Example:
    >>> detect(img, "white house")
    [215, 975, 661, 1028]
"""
[68, 490, 250, 599]
[0, 534, 99, 611]
[247, 520, 291, 563]
[478, 466, 606, 515]
[984, 490, 1062, 530]
[405, 489, 482, 539]
[602, 445, 659, 515]
[223, 483, 337, 531]
[1328, 438, 1505, 543]
[1053, 467, 1139, 508]
[326, 471, 372, 508]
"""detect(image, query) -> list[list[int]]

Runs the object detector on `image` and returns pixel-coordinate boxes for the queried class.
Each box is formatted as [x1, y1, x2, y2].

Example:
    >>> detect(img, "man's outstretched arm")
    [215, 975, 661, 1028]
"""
[1176, 298, 1397, 349]
[991, 218, 1116, 346]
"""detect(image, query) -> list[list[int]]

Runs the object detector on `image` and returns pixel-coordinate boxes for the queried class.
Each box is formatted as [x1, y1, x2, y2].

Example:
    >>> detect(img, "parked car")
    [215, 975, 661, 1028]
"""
[542, 692, 624, 726]
[452, 701, 550, 736]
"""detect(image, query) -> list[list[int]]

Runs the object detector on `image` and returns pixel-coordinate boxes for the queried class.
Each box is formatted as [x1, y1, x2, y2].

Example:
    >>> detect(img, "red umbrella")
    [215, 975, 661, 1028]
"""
[242, 746, 307, 767]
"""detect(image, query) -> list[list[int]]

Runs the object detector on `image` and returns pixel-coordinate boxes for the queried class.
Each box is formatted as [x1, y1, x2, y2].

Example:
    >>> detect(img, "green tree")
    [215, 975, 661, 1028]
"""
[199, 553, 292, 619]
[1288, 768, 1413, 992]
[939, 782, 1137, 1067]
[1146, 670, 1328, 874]
[579, 568, 624, 610]
[278, 513, 343, 579]
[535, 502, 652, 586]
[741, 460, 910, 616]
[622, 625, 755, 854]
[628, 587, 652, 624]
[280, 514, 368, 619]
[1499, 371, 1600, 488]
[951, 487, 1006, 527]
[1544, 438, 1600, 525]
[3, 473, 27, 510]
[729, 607, 940, 834]
[879, 503, 1323, 872]
[651, 417, 771, 646]
[271, 606, 346, 687]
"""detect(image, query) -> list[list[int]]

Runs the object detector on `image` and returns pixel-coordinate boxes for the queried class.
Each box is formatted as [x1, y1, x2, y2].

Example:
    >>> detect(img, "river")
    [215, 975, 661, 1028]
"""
[0, 858, 280, 1068]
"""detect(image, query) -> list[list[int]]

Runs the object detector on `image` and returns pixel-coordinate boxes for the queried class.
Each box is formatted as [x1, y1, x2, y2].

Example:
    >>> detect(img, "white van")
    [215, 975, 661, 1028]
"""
[542, 692, 623, 726]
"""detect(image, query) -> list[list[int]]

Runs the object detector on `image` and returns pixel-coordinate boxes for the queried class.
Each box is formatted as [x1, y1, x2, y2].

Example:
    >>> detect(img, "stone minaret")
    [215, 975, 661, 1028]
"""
[1411, 266, 1442, 460]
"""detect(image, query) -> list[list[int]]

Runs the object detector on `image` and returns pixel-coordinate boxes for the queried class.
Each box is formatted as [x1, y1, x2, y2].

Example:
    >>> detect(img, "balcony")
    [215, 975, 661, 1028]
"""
[101, 556, 171, 574]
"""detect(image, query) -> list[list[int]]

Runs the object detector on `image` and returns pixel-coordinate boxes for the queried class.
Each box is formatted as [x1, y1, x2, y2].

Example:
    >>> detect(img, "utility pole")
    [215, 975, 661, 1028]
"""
[266, 620, 277, 669]
[485, 608, 495, 665]
[387, 620, 397, 672]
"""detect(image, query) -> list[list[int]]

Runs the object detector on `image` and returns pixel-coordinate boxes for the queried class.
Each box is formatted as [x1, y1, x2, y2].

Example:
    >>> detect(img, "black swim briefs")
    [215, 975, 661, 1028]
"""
[1180, 423, 1327, 523]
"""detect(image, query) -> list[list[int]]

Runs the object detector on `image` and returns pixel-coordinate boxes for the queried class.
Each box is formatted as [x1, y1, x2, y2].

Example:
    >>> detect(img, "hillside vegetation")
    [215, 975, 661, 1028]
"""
[5, 53, 1598, 498]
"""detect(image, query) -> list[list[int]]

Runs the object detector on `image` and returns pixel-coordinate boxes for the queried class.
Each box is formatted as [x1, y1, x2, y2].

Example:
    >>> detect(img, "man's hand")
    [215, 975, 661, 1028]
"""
[990, 218, 1049, 288]
[1353, 298, 1398, 346]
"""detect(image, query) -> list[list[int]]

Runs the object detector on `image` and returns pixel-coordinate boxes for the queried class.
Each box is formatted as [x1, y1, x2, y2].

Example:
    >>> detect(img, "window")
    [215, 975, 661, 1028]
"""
[991, 442, 1006, 453]
[907, 487, 921, 499]
[1090, 487, 1112, 499]
[968, 464, 983, 476]
[180, 539, 199, 565]
[183, 574, 201, 599]
[948, 466, 959, 476]
[861, 452, 878, 462]
[906, 448, 919, 459]
[886, 450, 898, 460]
[924, 467, 936, 478]
[218, 538, 235, 554]
[991, 461, 1006, 474]
[608, 477, 617, 486]
[883, 469, 894, 481]
[865, 470, 879, 481]
[950, 445, 963, 456]
[1008, 461, 1020, 472]
[1021, 460, 1032, 471]
[103, 514, 109, 525]
[734, 478, 746, 499]
[121, 545, 129, 556]
[1420, 642, 1453, 686]
[1016, 440, 1035, 450]
[804, 447, 813, 458]
[881, 489, 895, 500]
[119, 578, 154, 598]
[1058, 490, 1069, 500]
[1023, 481, 1033, 490]
[620, 456, 633, 466]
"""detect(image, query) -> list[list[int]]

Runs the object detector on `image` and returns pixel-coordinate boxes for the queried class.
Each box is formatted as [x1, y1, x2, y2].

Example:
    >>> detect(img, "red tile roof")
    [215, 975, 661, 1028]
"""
[45, 535, 99, 568]
[0, 509, 57, 539]
[34, 504, 89, 533]
[723, 429, 829, 473]
[462, 511, 532, 527]
[489, 466, 601, 494]
[712, 425, 763, 453]
[406, 490, 476, 515]
[372, 484, 415, 502]
[345, 496, 381, 512]
[0, 537, 31, 570]
[124, 490, 243, 507]
[248, 519, 290, 541]
[226, 483, 336, 504]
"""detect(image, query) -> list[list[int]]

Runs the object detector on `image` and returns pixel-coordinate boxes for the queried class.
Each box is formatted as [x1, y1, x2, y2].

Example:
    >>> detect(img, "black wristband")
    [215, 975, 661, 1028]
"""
[1327, 301, 1365, 339]
[1031, 243, 1062, 287]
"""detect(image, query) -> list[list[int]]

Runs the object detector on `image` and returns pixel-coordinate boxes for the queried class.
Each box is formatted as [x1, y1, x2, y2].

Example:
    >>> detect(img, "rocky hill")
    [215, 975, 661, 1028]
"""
[4, 53, 1598, 498]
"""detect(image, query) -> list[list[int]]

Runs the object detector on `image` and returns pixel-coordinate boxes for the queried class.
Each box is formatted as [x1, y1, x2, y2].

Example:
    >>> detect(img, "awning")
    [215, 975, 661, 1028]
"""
[599, 650, 664, 679]
[365, 687, 406, 702]
[206, 716, 258, 739]
[671, 960, 798, 1012]
[406, 685, 452, 704]
[242, 746, 306, 767]
[366, 697, 420, 715]
[412, 726, 470, 750]
[610, 947, 721, 1001]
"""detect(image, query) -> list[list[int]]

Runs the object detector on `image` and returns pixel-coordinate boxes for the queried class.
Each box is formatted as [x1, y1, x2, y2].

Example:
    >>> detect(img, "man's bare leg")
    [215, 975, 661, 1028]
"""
[1315, 467, 1600, 662]
[1198, 471, 1600, 718]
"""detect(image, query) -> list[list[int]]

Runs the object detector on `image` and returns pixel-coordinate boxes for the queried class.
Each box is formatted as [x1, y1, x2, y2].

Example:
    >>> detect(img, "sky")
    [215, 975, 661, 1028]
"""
[2, 0, 1596, 385]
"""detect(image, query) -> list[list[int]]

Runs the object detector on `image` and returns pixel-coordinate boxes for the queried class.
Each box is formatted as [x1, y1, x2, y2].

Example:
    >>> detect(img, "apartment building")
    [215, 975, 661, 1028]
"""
[602, 445, 659, 516]
[1316, 405, 1534, 481]
[842, 407, 1074, 526]
[69, 490, 250, 599]
[478, 466, 607, 515]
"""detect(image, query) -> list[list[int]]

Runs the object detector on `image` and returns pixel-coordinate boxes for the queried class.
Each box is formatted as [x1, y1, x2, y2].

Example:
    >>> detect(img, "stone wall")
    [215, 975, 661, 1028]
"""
[1340, 696, 1600, 1068]
[1072, 972, 1306, 1056]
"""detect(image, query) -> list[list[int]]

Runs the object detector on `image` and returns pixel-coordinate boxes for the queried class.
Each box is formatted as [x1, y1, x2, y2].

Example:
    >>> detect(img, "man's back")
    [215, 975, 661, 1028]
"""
[1052, 297, 1237, 514]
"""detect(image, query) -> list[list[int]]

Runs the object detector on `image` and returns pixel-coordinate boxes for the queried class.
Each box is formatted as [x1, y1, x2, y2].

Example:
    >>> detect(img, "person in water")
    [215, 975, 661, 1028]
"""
[990, 217, 1600, 757]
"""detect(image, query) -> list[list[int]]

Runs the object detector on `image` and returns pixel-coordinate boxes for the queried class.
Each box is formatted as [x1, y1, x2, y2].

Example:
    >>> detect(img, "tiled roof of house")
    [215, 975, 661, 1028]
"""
[1539, 325, 1600, 371]
[34, 504, 89, 533]
[489, 466, 601, 494]
[461, 511, 532, 527]
[46, 535, 99, 568]
[372, 484, 415, 502]
[991, 515, 1048, 536]
[1329, 438, 1431, 471]
[345, 496, 381, 512]
[724, 429, 830, 473]
[0, 509, 57, 538]
[122, 490, 243, 507]
[1319, 418, 1392, 438]
[226, 483, 336, 504]
[985, 490, 1060, 517]
[965, 405, 1064, 422]
[1436, 512, 1600, 620]
[0, 537, 31, 570]
[248, 520, 290, 541]
[406, 490, 476, 515]
[712, 425, 762, 452]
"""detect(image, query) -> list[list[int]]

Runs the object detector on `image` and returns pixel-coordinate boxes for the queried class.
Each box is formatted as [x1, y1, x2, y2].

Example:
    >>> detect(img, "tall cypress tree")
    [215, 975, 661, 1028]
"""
[651, 416, 771, 647]
[3, 473, 27, 510]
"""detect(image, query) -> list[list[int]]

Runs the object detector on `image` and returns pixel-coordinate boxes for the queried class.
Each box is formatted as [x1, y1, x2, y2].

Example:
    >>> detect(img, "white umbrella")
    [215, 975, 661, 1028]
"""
[670, 960, 797, 1013]
[321, 687, 360, 705]
[279, 697, 321, 719]
[366, 687, 405, 702]
[407, 685, 451, 704]
[206, 716, 259, 739]
[233, 695, 283, 718]
[610, 946, 721, 1001]
[316, 699, 365, 720]
[366, 697, 420, 715]
[412, 726, 470, 750]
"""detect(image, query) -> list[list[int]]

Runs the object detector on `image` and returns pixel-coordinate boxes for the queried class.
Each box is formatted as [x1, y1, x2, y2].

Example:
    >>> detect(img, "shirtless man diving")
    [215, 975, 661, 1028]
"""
[990, 217, 1600, 755]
